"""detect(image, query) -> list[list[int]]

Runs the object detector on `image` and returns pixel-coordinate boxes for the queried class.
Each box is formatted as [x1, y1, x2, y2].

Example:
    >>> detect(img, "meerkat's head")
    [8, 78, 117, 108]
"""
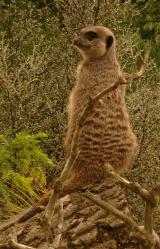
[73, 26, 115, 60]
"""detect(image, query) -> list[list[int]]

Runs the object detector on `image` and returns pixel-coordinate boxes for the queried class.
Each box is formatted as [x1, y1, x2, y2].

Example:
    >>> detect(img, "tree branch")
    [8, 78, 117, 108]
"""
[125, 51, 150, 82]
[83, 190, 137, 228]
[104, 163, 160, 247]
[104, 163, 160, 207]
[93, 0, 101, 25]
[0, 231, 36, 249]
[71, 0, 86, 26]
[83, 190, 155, 247]
[52, 199, 64, 248]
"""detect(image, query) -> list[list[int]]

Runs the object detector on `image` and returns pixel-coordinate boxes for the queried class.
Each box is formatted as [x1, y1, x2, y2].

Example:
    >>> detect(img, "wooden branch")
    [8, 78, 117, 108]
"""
[93, 0, 100, 25]
[0, 206, 45, 233]
[104, 163, 152, 203]
[71, 0, 86, 26]
[104, 163, 160, 246]
[44, 153, 79, 224]
[52, 199, 64, 248]
[29, 60, 54, 84]
[0, 240, 36, 249]
[145, 202, 154, 235]
[124, 51, 150, 83]
[136, 105, 148, 159]
[83, 190, 155, 247]
[9, 240, 35, 249]
[84, 190, 137, 229]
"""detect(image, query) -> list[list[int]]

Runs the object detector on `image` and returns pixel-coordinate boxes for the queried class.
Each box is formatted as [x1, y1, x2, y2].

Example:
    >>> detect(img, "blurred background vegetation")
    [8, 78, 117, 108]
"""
[0, 0, 159, 227]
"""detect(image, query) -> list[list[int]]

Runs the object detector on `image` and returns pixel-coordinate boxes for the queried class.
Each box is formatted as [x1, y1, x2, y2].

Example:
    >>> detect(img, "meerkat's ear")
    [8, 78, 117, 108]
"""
[106, 35, 113, 48]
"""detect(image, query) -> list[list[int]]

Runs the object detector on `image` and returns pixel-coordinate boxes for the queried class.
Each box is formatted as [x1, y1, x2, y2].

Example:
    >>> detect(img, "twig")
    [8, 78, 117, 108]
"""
[9, 240, 35, 249]
[29, 60, 54, 84]
[83, 190, 155, 247]
[0, 205, 45, 233]
[45, 154, 79, 220]
[78, 76, 127, 128]
[0, 234, 36, 249]
[145, 202, 154, 235]
[136, 102, 148, 159]
[93, 0, 101, 25]
[52, 199, 64, 248]
[71, 0, 86, 26]
[0, 240, 36, 249]
[105, 163, 160, 245]
[125, 51, 150, 82]
[84, 190, 137, 228]
[104, 163, 160, 207]
[104, 163, 152, 203]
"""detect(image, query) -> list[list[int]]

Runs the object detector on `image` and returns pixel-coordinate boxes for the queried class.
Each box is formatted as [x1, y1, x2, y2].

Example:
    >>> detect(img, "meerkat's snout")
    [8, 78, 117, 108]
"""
[73, 38, 91, 49]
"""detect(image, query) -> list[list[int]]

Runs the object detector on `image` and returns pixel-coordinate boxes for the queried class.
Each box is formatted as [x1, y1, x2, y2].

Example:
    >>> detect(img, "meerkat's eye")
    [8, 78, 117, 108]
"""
[84, 31, 98, 41]
[106, 35, 114, 48]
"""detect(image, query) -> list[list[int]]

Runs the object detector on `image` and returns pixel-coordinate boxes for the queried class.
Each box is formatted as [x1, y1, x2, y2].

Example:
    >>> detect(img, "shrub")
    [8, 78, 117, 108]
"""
[0, 132, 55, 221]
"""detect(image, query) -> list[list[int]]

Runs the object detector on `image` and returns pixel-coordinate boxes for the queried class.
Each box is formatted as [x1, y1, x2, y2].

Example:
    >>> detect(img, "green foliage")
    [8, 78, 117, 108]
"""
[0, 132, 55, 221]
[130, 0, 160, 62]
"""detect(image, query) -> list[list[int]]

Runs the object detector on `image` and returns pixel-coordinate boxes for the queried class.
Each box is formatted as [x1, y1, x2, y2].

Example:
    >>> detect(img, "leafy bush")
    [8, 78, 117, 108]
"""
[0, 132, 55, 221]
[130, 0, 160, 62]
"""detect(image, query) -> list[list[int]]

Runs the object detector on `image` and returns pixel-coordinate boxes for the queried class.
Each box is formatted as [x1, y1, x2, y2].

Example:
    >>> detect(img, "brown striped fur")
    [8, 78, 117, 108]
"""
[62, 26, 138, 195]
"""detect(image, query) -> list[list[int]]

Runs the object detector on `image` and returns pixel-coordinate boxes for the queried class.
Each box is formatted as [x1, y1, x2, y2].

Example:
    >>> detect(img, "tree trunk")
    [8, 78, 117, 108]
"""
[0, 178, 151, 249]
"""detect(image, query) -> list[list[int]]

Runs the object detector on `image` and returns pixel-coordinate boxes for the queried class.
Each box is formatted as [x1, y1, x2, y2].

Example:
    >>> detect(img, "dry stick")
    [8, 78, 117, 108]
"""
[0, 229, 36, 249]
[105, 163, 160, 245]
[71, 0, 86, 26]
[83, 190, 155, 247]
[125, 51, 150, 81]
[104, 163, 152, 203]
[42, 134, 80, 243]
[0, 240, 36, 249]
[144, 187, 160, 237]
[145, 202, 154, 235]
[44, 151, 79, 223]
[1, 241, 35, 249]
[84, 190, 137, 228]
[52, 199, 64, 248]
[136, 105, 148, 159]
[93, 0, 101, 25]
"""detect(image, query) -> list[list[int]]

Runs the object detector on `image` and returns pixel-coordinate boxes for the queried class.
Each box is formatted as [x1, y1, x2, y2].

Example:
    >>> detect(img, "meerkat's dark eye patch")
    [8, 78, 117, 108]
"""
[106, 35, 114, 48]
[84, 31, 98, 41]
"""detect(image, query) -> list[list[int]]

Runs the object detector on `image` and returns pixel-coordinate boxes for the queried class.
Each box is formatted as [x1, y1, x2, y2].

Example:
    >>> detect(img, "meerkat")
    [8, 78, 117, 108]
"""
[3, 26, 137, 225]
[62, 25, 138, 195]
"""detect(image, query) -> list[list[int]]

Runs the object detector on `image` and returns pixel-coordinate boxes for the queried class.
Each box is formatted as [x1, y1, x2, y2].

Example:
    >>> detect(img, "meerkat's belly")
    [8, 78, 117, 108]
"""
[77, 98, 137, 173]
